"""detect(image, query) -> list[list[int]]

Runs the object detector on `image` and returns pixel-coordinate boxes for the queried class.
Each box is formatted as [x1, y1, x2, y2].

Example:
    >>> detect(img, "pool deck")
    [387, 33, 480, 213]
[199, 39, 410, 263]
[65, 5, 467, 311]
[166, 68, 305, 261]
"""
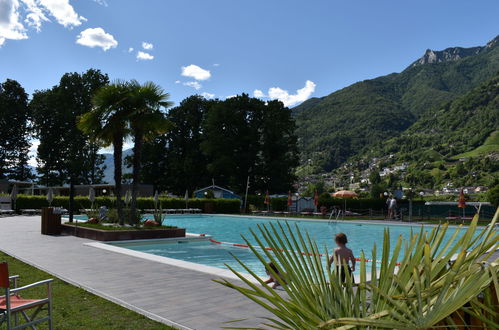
[0, 216, 270, 330]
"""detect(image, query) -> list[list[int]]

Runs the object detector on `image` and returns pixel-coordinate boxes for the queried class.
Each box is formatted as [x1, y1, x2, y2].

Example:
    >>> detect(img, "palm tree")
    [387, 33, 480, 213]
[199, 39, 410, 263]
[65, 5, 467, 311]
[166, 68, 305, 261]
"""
[126, 81, 173, 224]
[78, 81, 131, 225]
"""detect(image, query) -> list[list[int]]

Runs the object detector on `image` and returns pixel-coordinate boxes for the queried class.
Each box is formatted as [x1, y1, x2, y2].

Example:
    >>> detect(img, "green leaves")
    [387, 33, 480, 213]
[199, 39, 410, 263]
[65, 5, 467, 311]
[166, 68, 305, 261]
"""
[218, 208, 499, 329]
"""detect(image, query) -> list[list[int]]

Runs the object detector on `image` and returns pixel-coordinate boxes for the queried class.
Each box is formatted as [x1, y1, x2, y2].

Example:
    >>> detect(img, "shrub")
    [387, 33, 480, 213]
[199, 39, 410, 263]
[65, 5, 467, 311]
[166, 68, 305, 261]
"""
[14, 194, 241, 214]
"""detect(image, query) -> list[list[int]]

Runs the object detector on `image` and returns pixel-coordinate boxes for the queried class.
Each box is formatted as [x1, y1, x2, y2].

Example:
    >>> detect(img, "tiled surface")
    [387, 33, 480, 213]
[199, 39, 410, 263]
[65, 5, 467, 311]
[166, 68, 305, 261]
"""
[0, 216, 270, 329]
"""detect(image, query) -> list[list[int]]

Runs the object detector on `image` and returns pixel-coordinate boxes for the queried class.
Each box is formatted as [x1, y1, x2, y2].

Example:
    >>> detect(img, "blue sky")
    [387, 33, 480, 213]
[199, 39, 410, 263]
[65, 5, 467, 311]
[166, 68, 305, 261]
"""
[1, 0, 498, 108]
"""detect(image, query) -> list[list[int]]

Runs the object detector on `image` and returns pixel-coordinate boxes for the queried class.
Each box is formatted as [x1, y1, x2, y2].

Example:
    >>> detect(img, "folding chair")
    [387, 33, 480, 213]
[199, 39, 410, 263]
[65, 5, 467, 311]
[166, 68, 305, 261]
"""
[0, 262, 53, 329]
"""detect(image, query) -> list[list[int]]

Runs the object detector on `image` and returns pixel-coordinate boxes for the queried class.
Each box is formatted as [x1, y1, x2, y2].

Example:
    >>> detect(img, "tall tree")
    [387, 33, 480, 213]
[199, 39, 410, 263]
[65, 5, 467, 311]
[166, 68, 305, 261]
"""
[255, 100, 298, 193]
[0, 79, 32, 181]
[201, 94, 262, 193]
[165, 95, 213, 194]
[78, 81, 131, 225]
[126, 81, 172, 223]
[31, 69, 108, 186]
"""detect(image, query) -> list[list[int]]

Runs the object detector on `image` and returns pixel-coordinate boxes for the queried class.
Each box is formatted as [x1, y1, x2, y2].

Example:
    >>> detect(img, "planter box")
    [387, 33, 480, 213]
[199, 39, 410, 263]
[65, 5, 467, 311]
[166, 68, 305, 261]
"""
[61, 224, 186, 241]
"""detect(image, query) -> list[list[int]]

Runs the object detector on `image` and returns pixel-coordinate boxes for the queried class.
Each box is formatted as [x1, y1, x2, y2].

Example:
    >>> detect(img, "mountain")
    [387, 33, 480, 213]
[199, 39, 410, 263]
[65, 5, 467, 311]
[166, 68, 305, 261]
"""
[352, 73, 499, 188]
[294, 35, 499, 173]
[101, 149, 133, 184]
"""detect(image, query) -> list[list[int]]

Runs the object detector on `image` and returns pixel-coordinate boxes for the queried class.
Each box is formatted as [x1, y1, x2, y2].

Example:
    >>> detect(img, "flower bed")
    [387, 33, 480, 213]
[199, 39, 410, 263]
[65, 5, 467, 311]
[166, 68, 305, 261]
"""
[61, 223, 186, 241]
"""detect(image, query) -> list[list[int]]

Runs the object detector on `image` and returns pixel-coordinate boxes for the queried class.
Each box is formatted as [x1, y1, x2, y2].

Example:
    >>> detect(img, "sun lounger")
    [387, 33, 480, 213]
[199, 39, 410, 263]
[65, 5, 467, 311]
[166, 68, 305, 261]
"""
[0, 262, 53, 329]
[20, 209, 41, 215]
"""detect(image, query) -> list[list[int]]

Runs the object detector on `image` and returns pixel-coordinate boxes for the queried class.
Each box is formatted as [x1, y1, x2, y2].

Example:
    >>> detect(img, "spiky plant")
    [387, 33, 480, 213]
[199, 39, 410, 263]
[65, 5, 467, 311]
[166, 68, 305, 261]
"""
[217, 208, 499, 329]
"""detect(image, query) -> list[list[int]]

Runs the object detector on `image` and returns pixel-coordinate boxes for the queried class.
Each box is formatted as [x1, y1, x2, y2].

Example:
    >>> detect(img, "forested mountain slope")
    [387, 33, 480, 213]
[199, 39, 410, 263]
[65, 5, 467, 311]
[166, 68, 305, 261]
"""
[294, 35, 499, 172]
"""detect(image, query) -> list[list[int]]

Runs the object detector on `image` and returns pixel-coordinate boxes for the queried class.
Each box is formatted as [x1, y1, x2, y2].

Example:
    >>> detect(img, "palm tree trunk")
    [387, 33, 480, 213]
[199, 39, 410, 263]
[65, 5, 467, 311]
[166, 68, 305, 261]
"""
[113, 133, 125, 225]
[130, 129, 143, 225]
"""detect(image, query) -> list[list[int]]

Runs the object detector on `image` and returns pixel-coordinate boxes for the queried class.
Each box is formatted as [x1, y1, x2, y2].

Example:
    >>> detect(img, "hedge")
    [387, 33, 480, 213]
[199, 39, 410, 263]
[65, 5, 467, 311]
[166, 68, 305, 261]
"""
[14, 195, 241, 214]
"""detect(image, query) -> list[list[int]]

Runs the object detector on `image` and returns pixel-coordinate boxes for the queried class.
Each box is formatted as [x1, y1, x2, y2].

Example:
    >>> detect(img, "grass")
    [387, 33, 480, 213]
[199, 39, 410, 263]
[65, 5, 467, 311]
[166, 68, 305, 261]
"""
[0, 251, 175, 330]
[453, 130, 499, 159]
[64, 222, 177, 231]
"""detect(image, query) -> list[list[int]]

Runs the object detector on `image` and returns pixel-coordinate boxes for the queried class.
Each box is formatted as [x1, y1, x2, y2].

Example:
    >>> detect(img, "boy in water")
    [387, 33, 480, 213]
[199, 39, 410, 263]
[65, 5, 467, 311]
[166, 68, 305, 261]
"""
[329, 233, 356, 283]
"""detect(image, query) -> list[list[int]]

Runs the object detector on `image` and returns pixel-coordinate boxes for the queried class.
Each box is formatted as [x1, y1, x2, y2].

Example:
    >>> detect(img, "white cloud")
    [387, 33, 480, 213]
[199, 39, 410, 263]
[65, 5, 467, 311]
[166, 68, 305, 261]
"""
[183, 81, 201, 90]
[267, 80, 316, 107]
[0, 0, 85, 46]
[136, 50, 153, 60]
[174, 80, 180, 84]
[76, 27, 118, 51]
[213, 63, 220, 67]
[181, 64, 211, 81]
[253, 89, 265, 98]
[38, 0, 85, 28]
[225, 95, 237, 99]
[92, 0, 107, 6]
[128, 47, 133, 52]
[0, 0, 28, 46]
[201, 92, 215, 99]
[22, 0, 48, 32]
[142, 41, 153, 50]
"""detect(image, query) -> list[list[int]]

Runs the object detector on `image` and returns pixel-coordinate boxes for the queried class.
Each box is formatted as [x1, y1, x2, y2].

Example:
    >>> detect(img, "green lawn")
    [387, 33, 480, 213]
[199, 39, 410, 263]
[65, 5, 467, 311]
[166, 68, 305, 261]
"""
[453, 130, 499, 159]
[0, 252, 174, 330]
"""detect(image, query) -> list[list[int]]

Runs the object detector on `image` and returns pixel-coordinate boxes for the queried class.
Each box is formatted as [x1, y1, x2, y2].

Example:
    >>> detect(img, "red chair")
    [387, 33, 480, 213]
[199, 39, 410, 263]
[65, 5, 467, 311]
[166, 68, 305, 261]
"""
[0, 262, 53, 329]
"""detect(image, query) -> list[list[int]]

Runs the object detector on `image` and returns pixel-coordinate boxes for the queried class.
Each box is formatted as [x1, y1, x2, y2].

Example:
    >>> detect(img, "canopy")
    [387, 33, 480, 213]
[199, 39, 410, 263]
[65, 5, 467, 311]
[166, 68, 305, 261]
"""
[10, 184, 18, 201]
[332, 190, 358, 198]
[46, 188, 54, 206]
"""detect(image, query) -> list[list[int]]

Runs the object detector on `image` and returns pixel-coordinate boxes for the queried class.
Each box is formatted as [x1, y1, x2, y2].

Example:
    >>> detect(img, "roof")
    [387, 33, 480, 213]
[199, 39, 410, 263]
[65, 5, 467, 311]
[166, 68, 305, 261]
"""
[194, 185, 237, 195]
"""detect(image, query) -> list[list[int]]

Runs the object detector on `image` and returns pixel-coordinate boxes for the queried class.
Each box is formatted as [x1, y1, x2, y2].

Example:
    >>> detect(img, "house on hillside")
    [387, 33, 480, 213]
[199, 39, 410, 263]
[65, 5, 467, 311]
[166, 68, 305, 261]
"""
[194, 185, 241, 200]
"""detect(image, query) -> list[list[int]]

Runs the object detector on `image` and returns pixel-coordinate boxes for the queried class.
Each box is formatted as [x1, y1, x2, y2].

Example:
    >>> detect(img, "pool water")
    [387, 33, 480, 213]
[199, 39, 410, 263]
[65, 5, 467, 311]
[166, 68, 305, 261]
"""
[106, 215, 472, 277]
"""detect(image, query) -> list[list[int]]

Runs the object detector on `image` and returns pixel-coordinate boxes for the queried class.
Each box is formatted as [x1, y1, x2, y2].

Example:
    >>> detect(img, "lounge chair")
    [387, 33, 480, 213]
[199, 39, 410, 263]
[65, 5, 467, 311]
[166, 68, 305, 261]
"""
[20, 209, 40, 215]
[0, 262, 53, 329]
[0, 196, 15, 215]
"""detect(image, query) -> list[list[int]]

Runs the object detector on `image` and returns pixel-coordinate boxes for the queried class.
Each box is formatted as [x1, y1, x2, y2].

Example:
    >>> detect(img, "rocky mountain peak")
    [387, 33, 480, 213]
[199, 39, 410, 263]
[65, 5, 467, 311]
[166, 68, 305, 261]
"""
[410, 35, 498, 68]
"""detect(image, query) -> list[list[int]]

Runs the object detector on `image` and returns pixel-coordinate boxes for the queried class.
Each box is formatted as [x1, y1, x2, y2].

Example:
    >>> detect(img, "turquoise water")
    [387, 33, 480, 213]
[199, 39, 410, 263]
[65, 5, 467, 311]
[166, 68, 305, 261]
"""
[105, 215, 473, 277]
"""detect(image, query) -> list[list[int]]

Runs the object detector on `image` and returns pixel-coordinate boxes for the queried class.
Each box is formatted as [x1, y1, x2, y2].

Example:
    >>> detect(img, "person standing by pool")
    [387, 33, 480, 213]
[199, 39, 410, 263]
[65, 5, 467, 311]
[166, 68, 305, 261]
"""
[329, 233, 356, 283]
[388, 196, 397, 219]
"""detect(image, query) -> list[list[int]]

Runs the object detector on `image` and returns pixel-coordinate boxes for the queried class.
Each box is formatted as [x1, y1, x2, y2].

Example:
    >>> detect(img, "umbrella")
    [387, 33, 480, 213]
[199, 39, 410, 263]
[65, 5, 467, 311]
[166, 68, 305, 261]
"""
[46, 188, 54, 207]
[10, 184, 18, 210]
[184, 190, 189, 208]
[313, 190, 319, 207]
[332, 190, 358, 214]
[153, 191, 159, 208]
[458, 189, 466, 217]
[89, 186, 95, 209]
[124, 190, 132, 207]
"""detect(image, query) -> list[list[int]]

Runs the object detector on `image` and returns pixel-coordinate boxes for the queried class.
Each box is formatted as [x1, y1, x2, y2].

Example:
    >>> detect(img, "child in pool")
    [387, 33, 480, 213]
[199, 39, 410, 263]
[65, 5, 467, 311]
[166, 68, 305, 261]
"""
[329, 233, 356, 282]
[263, 262, 285, 289]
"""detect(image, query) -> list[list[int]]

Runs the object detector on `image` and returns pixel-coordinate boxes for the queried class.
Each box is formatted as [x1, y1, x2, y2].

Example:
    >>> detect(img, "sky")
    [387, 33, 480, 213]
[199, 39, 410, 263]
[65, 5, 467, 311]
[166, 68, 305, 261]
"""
[1, 0, 498, 165]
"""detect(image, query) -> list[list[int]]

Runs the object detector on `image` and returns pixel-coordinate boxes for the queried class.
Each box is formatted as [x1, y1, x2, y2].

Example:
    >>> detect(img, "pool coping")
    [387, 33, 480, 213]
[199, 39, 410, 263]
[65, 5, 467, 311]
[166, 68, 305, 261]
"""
[84, 235, 263, 285]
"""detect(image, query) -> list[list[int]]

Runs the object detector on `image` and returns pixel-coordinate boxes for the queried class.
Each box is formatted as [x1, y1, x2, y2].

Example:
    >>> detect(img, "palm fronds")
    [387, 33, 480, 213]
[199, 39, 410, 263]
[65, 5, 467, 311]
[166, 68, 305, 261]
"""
[217, 208, 499, 329]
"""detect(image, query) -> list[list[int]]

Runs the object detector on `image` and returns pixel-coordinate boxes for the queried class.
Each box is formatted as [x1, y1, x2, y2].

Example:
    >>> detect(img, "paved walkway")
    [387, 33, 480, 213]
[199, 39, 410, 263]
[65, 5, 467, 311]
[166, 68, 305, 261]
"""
[0, 216, 270, 330]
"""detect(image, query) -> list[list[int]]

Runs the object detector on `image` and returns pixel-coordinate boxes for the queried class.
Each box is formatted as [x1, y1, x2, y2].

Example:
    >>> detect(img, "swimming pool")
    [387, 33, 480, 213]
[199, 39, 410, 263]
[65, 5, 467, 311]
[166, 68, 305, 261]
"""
[105, 215, 472, 277]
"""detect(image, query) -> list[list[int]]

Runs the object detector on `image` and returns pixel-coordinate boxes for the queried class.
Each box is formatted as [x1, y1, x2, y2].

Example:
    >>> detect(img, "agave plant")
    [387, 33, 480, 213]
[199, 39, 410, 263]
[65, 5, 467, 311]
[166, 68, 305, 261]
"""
[217, 208, 499, 329]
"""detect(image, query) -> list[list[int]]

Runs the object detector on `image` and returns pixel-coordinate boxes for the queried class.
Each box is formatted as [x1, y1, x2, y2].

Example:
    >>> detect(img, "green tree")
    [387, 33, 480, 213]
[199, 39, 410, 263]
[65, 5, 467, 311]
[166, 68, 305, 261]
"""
[31, 69, 108, 186]
[201, 94, 262, 193]
[487, 184, 499, 207]
[163, 95, 214, 194]
[126, 81, 173, 223]
[78, 80, 130, 225]
[0, 79, 32, 181]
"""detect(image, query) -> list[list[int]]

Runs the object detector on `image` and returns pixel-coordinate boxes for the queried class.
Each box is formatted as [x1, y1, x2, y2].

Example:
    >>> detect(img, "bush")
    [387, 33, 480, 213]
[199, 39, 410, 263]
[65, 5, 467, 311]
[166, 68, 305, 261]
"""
[14, 194, 241, 214]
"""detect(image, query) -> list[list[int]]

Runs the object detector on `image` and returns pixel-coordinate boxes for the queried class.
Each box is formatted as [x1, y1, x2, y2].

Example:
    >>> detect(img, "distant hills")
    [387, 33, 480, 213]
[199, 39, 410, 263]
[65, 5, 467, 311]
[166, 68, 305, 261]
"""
[294, 35, 499, 174]
[101, 149, 132, 184]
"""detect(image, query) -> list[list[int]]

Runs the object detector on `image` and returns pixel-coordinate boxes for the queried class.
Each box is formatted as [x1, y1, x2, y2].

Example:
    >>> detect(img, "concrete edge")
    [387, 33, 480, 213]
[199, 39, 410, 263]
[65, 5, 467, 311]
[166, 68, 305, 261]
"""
[84, 241, 261, 285]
